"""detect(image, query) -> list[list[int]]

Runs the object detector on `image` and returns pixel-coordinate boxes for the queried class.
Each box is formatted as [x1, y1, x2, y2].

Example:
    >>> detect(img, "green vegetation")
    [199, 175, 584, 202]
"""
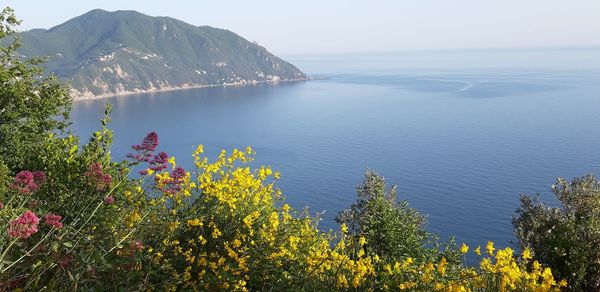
[0, 7, 71, 171]
[337, 170, 460, 264]
[15, 9, 306, 98]
[514, 175, 600, 291]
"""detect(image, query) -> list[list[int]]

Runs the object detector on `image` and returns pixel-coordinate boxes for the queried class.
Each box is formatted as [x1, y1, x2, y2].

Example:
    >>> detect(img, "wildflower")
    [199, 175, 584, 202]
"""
[128, 132, 159, 163]
[8, 210, 40, 239]
[341, 223, 348, 234]
[460, 243, 469, 254]
[559, 279, 567, 287]
[132, 132, 158, 152]
[44, 214, 63, 229]
[521, 248, 532, 261]
[33, 171, 46, 186]
[104, 196, 115, 205]
[187, 218, 202, 227]
[85, 163, 112, 192]
[474, 246, 481, 256]
[359, 236, 367, 246]
[486, 241, 495, 256]
[0, 201, 3, 209]
[158, 166, 187, 194]
[132, 240, 143, 251]
[10, 170, 44, 194]
[437, 257, 447, 275]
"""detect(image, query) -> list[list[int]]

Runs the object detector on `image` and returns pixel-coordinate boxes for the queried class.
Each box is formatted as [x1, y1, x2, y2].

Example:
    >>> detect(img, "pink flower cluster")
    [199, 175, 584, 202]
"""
[128, 132, 159, 163]
[10, 170, 45, 194]
[128, 132, 171, 175]
[44, 214, 63, 229]
[139, 151, 170, 175]
[8, 210, 40, 239]
[85, 163, 112, 192]
[104, 196, 115, 205]
[159, 166, 187, 194]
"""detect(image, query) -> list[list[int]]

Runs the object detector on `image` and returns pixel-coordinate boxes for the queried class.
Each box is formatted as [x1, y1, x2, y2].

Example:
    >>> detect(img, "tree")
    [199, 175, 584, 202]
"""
[0, 7, 71, 172]
[513, 174, 600, 291]
[336, 169, 458, 263]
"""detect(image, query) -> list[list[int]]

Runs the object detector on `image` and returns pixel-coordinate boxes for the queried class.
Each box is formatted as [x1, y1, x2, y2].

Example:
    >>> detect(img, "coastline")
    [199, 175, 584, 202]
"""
[71, 78, 311, 102]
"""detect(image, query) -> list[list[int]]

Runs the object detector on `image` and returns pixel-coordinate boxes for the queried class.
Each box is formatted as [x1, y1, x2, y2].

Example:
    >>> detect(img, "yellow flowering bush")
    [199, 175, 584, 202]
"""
[125, 136, 566, 291]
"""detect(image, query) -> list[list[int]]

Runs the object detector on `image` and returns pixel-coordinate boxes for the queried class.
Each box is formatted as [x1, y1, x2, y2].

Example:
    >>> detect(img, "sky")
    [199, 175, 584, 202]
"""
[3, 0, 600, 55]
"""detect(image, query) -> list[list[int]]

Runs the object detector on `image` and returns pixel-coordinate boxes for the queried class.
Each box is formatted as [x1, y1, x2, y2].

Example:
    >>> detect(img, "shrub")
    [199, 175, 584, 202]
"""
[0, 7, 71, 171]
[513, 174, 600, 291]
[336, 170, 461, 265]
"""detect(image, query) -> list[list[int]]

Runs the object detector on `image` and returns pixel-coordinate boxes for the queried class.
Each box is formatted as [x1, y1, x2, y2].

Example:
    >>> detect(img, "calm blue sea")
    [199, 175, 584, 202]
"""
[70, 48, 600, 248]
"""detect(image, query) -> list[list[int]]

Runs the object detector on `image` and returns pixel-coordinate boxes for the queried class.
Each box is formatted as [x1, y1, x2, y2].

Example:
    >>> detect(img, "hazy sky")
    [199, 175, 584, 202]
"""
[4, 0, 600, 55]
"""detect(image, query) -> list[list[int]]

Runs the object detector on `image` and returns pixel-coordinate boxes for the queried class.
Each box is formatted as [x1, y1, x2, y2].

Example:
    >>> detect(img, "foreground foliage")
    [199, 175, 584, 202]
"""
[514, 175, 600, 291]
[0, 126, 566, 290]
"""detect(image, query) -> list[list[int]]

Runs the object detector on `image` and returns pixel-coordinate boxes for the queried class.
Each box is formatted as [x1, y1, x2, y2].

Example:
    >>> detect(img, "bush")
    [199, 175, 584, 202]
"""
[0, 127, 567, 290]
[336, 170, 460, 264]
[0, 7, 71, 171]
[513, 174, 600, 291]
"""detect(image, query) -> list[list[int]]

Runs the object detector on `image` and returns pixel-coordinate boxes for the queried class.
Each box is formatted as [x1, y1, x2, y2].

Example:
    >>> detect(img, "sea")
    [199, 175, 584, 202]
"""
[70, 47, 600, 249]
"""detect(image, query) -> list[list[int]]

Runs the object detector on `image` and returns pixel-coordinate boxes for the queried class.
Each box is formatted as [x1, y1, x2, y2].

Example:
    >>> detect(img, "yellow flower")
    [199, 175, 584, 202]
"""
[559, 279, 567, 287]
[460, 243, 469, 254]
[187, 218, 202, 227]
[437, 257, 447, 275]
[486, 241, 495, 256]
[522, 248, 532, 261]
[359, 236, 367, 246]
[474, 246, 481, 256]
[168, 156, 176, 167]
[341, 223, 348, 234]
[195, 145, 204, 154]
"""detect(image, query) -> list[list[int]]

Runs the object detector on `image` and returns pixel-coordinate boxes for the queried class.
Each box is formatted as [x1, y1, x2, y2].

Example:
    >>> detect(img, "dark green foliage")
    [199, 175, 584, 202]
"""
[513, 174, 600, 291]
[16, 9, 307, 97]
[0, 7, 71, 171]
[337, 170, 460, 264]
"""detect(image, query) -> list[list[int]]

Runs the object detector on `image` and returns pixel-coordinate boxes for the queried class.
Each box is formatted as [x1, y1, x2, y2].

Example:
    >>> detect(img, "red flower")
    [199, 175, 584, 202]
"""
[44, 214, 63, 229]
[10, 170, 44, 194]
[8, 210, 40, 239]
[104, 196, 115, 205]
[132, 240, 143, 251]
[128, 132, 161, 164]
[85, 163, 112, 192]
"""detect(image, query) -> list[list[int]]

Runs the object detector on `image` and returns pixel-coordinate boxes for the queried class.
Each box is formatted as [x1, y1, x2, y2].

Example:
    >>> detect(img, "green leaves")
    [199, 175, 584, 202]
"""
[0, 7, 71, 172]
[336, 170, 458, 264]
[514, 174, 600, 290]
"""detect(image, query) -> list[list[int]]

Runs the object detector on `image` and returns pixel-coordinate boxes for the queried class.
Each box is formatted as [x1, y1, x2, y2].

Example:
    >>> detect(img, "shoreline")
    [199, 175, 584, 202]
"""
[71, 78, 311, 102]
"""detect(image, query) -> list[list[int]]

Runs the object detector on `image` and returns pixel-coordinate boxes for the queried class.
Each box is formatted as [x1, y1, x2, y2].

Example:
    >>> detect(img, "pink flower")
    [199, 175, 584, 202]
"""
[128, 132, 161, 164]
[0, 201, 4, 209]
[132, 132, 158, 152]
[10, 170, 44, 194]
[44, 214, 63, 229]
[85, 163, 112, 192]
[158, 166, 187, 194]
[104, 196, 115, 205]
[8, 210, 40, 239]
[33, 171, 46, 186]
[132, 240, 143, 251]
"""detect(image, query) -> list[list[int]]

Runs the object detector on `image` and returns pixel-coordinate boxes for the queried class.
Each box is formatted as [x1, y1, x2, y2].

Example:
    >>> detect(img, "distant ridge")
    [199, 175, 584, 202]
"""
[17, 9, 307, 100]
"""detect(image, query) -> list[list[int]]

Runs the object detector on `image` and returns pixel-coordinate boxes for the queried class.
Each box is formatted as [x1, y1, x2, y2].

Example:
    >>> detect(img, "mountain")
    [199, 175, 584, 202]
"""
[16, 9, 307, 99]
